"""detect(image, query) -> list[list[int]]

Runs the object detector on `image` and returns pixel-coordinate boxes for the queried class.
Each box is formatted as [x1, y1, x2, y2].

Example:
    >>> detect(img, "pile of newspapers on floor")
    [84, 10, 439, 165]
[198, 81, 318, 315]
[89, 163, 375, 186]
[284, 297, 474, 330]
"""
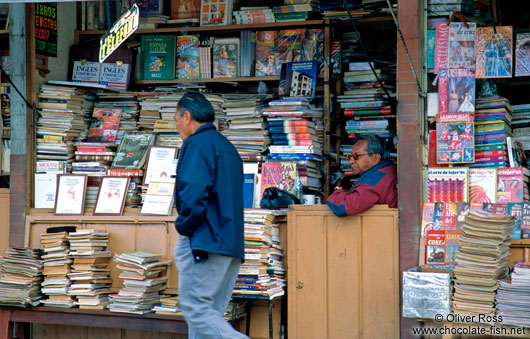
[0, 248, 43, 307]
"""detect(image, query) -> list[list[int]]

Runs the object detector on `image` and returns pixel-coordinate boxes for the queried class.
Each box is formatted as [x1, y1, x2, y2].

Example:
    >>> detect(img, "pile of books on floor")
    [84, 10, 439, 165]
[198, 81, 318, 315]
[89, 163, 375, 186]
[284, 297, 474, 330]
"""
[233, 209, 286, 300]
[452, 210, 514, 317]
[109, 251, 171, 314]
[67, 229, 112, 309]
[473, 96, 513, 168]
[0, 248, 43, 307]
[40, 229, 75, 307]
[496, 262, 530, 327]
[222, 93, 273, 160]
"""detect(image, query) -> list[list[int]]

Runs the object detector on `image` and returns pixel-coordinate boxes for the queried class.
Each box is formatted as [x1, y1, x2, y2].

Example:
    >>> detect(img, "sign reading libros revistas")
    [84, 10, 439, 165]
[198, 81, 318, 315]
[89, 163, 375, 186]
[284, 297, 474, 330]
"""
[99, 4, 139, 63]
[35, 2, 57, 57]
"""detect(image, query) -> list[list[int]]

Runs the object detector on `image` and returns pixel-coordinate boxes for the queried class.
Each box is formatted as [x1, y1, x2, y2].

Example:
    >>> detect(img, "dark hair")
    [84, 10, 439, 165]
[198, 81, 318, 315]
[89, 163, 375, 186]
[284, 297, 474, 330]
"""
[357, 135, 389, 160]
[177, 91, 215, 123]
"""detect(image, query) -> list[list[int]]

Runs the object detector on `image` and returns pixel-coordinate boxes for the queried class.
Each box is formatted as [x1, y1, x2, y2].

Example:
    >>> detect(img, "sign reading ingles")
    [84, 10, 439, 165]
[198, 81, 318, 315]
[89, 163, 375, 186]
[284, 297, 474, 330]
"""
[99, 4, 139, 63]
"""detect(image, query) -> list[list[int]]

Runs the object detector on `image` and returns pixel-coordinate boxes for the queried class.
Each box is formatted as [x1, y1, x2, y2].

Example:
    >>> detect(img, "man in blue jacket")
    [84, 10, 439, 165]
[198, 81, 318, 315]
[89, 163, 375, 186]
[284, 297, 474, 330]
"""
[173, 91, 247, 339]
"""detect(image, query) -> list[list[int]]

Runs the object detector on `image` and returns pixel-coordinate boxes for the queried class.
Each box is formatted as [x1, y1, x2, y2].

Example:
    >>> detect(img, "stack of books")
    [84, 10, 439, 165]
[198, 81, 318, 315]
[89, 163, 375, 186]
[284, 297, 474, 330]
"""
[223, 299, 248, 321]
[137, 95, 160, 132]
[452, 211, 514, 317]
[427, 0, 492, 21]
[67, 229, 112, 309]
[222, 93, 273, 160]
[511, 103, 530, 137]
[154, 93, 180, 134]
[152, 295, 181, 315]
[233, 209, 286, 300]
[233, 7, 275, 24]
[0, 248, 43, 307]
[273, 3, 314, 22]
[496, 262, 530, 327]
[40, 230, 75, 308]
[109, 251, 171, 314]
[95, 93, 140, 146]
[473, 96, 513, 168]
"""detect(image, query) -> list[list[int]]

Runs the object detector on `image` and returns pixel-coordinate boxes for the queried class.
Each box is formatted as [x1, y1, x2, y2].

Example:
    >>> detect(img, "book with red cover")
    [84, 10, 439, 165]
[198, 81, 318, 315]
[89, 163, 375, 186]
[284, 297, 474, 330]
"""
[497, 167, 527, 203]
[87, 108, 122, 143]
[425, 230, 446, 265]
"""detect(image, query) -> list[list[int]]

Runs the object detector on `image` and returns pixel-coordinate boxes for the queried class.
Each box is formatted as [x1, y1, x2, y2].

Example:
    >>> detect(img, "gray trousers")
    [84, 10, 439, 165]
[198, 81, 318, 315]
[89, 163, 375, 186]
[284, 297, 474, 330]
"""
[175, 235, 248, 339]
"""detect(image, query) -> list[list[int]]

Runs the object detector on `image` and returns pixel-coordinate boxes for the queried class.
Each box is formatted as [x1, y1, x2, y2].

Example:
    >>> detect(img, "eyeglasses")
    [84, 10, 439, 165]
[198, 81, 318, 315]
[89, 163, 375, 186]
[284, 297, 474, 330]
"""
[349, 153, 371, 161]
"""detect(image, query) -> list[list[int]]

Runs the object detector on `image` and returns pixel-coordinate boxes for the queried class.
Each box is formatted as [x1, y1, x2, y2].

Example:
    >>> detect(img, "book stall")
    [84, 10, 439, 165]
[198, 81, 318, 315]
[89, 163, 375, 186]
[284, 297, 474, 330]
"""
[0, 0, 407, 338]
[403, 1, 530, 336]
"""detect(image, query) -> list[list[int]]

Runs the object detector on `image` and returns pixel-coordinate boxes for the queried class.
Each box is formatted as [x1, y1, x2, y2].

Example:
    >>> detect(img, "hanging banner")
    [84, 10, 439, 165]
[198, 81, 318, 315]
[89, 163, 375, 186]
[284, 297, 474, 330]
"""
[35, 2, 57, 57]
[99, 4, 139, 63]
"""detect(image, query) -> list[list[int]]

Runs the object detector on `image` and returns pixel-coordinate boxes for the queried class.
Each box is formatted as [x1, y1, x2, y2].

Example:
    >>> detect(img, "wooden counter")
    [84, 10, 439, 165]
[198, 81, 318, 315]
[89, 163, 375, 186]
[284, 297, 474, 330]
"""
[287, 205, 400, 339]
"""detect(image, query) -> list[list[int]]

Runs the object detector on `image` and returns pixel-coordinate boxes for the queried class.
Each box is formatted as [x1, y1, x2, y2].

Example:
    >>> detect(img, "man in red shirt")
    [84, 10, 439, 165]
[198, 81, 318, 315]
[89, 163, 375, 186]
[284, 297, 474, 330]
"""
[327, 135, 397, 216]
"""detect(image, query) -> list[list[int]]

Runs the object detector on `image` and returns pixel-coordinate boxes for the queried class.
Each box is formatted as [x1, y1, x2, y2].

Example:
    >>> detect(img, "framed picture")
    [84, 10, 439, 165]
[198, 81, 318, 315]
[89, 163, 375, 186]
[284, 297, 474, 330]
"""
[93, 177, 130, 216]
[54, 174, 87, 215]
[143, 146, 179, 185]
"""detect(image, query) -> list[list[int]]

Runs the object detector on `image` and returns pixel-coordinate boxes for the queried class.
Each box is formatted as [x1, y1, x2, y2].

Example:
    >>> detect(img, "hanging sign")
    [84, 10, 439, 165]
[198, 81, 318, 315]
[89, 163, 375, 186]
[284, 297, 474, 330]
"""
[35, 2, 57, 57]
[99, 4, 139, 63]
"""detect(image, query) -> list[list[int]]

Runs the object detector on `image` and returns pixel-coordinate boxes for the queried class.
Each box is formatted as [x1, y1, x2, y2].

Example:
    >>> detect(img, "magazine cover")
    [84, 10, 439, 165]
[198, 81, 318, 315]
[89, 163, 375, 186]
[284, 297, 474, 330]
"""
[112, 132, 156, 169]
[522, 202, 530, 239]
[140, 35, 176, 80]
[200, 0, 232, 26]
[425, 230, 446, 265]
[444, 229, 462, 265]
[468, 168, 497, 203]
[275, 29, 303, 70]
[456, 202, 470, 229]
[421, 202, 435, 238]
[427, 167, 469, 203]
[255, 31, 277, 76]
[212, 38, 239, 78]
[508, 202, 522, 239]
[436, 113, 474, 164]
[171, 0, 200, 20]
[279, 61, 318, 98]
[260, 162, 297, 198]
[87, 108, 122, 143]
[475, 26, 513, 78]
[300, 28, 324, 71]
[448, 22, 476, 69]
[515, 32, 530, 77]
[438, 68, 475, 114]
[434, 22, 449, 74]
[497, 167, 525, 203]
[176, 35, 200, 79]
[443, 202, 458, 230]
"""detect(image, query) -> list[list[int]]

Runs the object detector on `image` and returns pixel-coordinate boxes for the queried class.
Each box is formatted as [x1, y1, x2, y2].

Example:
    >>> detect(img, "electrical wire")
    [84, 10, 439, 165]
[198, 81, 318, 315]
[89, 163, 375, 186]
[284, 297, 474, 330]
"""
[0, 63, 34, 110]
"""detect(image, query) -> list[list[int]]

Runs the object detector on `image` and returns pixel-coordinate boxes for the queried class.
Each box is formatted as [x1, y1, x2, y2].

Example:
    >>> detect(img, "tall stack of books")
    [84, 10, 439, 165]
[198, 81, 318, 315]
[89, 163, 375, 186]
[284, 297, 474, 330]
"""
[473, 96, 513, 168]
[109, 251, 171, 314]
[95, 93, 140, 146]
[222, 93, 272, 160]
[233, 209, 286, 300]
[452, 210, 514, 317]
[154, 93, 180, 135]
[137, 95, 160, 132]
[0, 248, 43, 307]
[40, 230, 75, 308]
[67, 229, 112, 309]
[496, 262, 530, 327]
[233, 7, 275, 24]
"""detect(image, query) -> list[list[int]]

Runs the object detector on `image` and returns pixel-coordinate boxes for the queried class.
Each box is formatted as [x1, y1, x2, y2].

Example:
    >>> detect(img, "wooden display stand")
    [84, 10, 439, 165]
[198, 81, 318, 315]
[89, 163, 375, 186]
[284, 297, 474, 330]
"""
[287, 205, 400, 338]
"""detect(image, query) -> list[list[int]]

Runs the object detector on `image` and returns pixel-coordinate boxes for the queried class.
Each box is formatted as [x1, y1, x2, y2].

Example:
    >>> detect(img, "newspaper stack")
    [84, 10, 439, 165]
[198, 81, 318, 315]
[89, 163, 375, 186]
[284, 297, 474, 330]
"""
[452, 210, 514, 317]
[232, 209, 287, 300]
[0, 248, 43, 307]
[496, 262, 530, 327]
[67, 229, 112, 309]
[40, 229, 75, 307]
[109, 251, 171, 314]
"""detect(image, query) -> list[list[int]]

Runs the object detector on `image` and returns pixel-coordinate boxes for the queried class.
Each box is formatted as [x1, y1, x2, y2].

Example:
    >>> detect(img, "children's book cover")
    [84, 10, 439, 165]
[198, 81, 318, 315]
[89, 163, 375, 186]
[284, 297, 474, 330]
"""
[200, 0, 232, 26]
[508, 202, 522, 239]
[448, 22, 476, 69]
[427, 167, 469, 203]
[255, 31, 277, 76]
[212, 38, 239, 78]
[434, 22, 449, 74]
[87, 108, 122, 143]
[468, 168, 497, 203]
[176, 35, 200, 79]
[141, 35, 176, 80]
[497, 167, 525, 203]
[279, 61, 318, 98]
[260, 162, 297, 198]
[112, 132, 156, 169]
[475, 26, 513, 78]
[444, 229, 462, 265]
[436, 113, 474, 164]
[515, 32, 530, 77]
[425, 230, 446, 265]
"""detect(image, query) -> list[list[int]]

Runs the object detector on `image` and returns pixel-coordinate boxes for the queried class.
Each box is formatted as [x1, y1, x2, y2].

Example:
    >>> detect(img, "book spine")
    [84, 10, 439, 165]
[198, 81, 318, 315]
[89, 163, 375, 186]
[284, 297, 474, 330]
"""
[344, 107, 391, 115]
[107, 168, 143, 177]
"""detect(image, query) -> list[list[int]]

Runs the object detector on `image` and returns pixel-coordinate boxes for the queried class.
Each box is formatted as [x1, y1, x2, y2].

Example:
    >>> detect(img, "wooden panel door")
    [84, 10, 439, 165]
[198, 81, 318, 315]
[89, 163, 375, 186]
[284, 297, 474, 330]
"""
[287, 205, 399, 339]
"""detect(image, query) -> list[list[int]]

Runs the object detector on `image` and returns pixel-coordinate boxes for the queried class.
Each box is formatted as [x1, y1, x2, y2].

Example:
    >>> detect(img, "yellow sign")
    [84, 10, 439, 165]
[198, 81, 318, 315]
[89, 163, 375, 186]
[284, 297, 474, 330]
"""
[99, 4, 139, 63]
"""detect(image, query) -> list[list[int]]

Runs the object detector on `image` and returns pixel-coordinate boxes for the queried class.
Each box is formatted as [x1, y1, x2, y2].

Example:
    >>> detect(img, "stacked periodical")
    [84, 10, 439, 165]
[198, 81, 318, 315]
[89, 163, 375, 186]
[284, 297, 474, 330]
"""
[40, 230, 75, 307]
[95, 93, 139, 146]
[67, 229, 112, 309]
[0, 248, 43, 307]
[496, 262, 530, 327]
[452, 210, 514, 317]
[110, 251, 171, 314]
[152, 295, 181, 315]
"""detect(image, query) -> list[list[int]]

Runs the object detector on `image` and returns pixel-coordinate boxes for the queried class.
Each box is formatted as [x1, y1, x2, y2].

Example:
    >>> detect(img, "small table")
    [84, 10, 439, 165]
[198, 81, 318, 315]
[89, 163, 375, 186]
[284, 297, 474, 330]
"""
[0, 306, 188, 339]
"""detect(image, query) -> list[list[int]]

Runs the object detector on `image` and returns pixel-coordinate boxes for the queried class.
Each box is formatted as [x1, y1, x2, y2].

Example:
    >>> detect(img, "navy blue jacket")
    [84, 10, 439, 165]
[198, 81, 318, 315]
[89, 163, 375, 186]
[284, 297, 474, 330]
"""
[174, 122, 245, 261]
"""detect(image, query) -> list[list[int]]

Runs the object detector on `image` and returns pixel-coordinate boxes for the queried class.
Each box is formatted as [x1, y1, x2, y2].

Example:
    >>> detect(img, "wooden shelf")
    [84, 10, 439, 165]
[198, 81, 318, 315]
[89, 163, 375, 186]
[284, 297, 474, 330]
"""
[511, 239, 530, 246]
[0, 30, 7, 35]
[77, 20, 327, 36]
[134, 76, 280, 85]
